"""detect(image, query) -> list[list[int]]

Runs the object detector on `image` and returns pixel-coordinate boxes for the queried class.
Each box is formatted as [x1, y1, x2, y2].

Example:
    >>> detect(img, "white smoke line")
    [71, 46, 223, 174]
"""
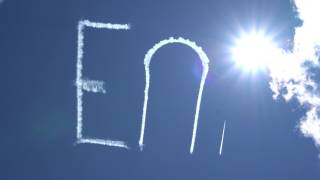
[139, 37, 210, 154]
[76, 20, 130, 149]
[79, 20, 130, 30]
[76, 21, 85, 140]
[219, 120, 226, 156]
[82, 79, 106, 93]
[77, 138, 129, 149]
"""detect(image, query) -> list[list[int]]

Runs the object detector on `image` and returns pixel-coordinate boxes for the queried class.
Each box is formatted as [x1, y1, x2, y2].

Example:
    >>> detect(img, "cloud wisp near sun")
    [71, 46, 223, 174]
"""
[232, 0, 320, 152]
[269, 0, 320, 150]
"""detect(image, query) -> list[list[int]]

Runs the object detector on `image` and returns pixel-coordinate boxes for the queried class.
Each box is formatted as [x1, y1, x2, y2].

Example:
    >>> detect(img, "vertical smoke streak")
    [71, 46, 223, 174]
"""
[139, 37, 210, 154]
[76, 20, 130, 149]
[76, 21, 85, 140]
[219, 120, 226, 156]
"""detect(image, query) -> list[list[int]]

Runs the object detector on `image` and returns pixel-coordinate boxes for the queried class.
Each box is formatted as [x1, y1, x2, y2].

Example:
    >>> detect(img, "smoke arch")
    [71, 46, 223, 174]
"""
[139, 37, 210, 154]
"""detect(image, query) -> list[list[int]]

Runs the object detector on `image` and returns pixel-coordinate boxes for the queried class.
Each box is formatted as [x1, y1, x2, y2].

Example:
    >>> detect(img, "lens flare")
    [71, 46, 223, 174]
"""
[231, 31, 278, 72]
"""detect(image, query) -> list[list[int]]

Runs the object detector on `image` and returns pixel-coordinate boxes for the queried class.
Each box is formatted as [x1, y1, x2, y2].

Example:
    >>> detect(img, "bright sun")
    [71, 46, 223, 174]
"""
[231, 31, 278, 72]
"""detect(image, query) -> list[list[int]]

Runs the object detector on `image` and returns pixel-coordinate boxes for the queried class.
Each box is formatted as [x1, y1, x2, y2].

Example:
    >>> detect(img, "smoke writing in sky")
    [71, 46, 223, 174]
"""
[140, 37, 210, 154]
[76, 20, 130, 149]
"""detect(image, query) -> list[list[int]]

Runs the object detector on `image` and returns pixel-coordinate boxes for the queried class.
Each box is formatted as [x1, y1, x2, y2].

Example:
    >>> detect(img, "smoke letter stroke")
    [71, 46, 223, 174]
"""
[219, 120, 226, 156]
[139, 37, 210, 154]
[76, 20, 130, 149]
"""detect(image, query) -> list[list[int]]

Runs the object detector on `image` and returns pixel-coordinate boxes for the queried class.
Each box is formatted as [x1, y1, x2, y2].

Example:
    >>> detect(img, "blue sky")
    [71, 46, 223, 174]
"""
[0, 0, 319, 179]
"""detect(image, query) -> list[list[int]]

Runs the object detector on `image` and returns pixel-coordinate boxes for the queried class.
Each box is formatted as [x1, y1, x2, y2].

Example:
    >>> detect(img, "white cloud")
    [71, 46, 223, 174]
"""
[268, 0, 320, 150]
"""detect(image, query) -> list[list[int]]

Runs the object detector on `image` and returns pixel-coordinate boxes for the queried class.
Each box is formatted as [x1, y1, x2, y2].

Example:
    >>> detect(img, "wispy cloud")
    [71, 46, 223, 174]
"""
[139, 37, 210, 154]
[268, 0, 320, 149]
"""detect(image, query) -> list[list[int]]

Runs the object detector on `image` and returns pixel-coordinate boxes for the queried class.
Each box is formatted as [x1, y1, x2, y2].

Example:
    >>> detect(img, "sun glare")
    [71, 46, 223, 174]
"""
[231, 31, 278, 72]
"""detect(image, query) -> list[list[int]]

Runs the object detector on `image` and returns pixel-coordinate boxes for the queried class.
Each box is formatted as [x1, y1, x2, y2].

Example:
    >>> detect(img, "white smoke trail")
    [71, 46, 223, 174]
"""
[82, 79, 106, 93]
[219, 120, 226, 156]
[139, 37, 210, 154]
[76, 20, 130, 149]
[268, 0, 320, 149]
[79, 20, 130, 30]
[77, 138, 129, 149]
